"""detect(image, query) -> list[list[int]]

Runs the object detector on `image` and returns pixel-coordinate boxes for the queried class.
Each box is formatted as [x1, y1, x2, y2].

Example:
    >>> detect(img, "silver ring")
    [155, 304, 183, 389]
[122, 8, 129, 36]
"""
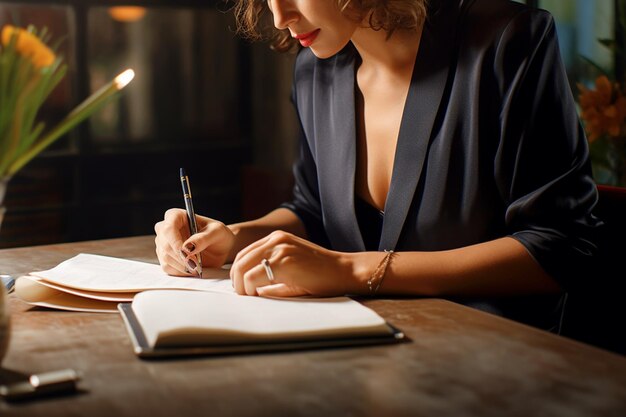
[261, 258, 275, 282]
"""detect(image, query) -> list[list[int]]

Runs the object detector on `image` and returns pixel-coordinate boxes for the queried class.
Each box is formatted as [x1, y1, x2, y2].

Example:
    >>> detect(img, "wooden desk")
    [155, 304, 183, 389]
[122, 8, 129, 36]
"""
[1, 236, 625, 416]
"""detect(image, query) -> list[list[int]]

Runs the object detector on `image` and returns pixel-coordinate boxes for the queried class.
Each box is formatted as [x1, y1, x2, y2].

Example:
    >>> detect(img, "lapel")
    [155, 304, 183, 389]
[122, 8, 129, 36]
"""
[378, 0, 464, 251]
[315, 47, 365, 252]
[315, 0, 465, 252]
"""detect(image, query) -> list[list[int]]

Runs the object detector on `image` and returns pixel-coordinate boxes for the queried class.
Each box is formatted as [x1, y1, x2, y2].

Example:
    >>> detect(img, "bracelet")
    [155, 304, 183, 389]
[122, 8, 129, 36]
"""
[367, 250, 394, 295]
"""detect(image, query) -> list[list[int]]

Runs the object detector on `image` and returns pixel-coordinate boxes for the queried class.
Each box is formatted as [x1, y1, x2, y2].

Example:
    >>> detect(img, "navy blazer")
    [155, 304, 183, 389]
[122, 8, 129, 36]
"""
[281, 0, 600, 299]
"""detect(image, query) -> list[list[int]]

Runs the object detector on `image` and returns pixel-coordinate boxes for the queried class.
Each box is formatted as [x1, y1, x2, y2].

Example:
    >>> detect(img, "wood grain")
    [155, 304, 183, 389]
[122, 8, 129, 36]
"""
[1, 236, 625, 416]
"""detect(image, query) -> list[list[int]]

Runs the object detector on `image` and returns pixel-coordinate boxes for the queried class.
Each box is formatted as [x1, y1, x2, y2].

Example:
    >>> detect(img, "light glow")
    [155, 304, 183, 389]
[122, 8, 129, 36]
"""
[108, 7, 147, 23]
[115, 69, 135, 89]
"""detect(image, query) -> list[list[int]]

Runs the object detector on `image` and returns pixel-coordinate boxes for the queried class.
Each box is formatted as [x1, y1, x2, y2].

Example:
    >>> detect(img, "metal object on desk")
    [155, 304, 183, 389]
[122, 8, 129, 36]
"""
[0, 275, 14, 294]
[0, 368, 81, 402]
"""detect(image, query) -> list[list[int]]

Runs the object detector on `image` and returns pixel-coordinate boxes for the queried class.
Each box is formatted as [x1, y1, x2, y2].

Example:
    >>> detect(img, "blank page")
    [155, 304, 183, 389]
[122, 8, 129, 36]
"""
[131, 290, 390, 348]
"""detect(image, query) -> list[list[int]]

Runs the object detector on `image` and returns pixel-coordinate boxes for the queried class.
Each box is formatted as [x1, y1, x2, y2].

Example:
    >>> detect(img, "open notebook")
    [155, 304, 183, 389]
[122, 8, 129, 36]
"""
[14, 254, 233, 313]
[13, 253, 404, 356]
[119, 290, 405, 357]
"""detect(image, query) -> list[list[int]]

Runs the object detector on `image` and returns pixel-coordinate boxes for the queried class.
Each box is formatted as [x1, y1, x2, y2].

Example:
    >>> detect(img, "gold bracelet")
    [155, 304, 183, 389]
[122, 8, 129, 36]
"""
[367, 250, 394, 295]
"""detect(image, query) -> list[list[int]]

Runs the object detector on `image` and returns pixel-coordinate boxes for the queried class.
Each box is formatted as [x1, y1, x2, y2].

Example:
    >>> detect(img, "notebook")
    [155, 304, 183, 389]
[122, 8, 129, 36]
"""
[14, 254, 233, 313]
[119, 290, 405, 357]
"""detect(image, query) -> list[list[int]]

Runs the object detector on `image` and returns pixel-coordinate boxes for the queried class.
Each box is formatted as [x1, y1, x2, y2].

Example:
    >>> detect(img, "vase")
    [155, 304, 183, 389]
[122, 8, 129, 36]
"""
[0, 176, 8, 232]
[0, 282, 9, 365]
[0, 176, 10, 364]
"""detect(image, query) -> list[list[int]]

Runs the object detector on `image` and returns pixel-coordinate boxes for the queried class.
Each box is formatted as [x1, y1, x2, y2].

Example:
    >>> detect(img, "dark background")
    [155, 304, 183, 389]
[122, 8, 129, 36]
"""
[0, 0, 299, 248]
[1, 0, 607, 251]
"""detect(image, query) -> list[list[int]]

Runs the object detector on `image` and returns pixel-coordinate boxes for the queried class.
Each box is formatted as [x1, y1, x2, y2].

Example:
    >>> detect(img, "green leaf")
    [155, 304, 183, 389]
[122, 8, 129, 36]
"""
[23, 121, 45, 150]
[6, 83, 128, 176]
[0, 87, 26, 175]
[598, 38, 616, 51]
[579, 55, 611, 78]
[0, 27, 62, 176]
[0, 26, 133, 177]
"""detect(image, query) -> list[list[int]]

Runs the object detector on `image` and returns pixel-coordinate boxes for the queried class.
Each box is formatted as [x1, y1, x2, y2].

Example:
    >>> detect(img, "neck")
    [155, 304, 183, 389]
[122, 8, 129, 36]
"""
[350, 25, 423, 76]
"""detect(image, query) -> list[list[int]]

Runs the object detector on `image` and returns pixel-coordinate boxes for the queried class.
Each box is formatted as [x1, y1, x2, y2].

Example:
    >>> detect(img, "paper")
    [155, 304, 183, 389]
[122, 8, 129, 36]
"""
[15, 254, 235, 313]
[30, 254, 233, 293]
[130, 290, 391, 348]
[15, 277, 119, 313]
[18, 275, 135, 302]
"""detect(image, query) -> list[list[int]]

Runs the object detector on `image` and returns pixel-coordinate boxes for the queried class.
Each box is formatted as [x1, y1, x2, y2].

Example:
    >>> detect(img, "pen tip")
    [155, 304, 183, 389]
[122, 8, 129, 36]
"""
[180, 167, 185, 177]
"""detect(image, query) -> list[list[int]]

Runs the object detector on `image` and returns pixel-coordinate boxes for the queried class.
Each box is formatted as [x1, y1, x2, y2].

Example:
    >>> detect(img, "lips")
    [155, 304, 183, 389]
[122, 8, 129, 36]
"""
[293, 29, 320, 47]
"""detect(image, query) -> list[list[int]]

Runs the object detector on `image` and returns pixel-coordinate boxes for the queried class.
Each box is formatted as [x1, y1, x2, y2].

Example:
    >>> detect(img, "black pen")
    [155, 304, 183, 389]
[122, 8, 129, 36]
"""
[179, 168, 203, 277]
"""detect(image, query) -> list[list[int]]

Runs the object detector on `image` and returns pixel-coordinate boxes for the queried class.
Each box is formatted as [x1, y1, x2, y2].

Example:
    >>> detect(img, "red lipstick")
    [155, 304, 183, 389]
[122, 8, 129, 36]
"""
[294, 29, 320, 47]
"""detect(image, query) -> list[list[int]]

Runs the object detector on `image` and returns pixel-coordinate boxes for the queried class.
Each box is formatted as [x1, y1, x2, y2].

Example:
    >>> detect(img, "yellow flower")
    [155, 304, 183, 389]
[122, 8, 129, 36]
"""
[578, 75, 626, 142]
[1, 25, 55, 69]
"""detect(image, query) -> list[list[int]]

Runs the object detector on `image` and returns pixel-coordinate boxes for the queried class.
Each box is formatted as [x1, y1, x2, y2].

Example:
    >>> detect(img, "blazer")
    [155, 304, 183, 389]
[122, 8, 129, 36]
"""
[281, 0, 600, 304]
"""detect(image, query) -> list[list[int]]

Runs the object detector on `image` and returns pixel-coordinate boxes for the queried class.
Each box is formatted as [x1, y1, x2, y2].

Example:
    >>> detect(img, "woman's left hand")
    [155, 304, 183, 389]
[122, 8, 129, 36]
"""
[230, 231, 354, 297]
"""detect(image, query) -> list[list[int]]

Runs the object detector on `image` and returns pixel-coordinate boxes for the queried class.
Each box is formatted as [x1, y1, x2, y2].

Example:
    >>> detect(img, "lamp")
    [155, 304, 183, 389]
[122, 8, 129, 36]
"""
[108, 7, 147, 23]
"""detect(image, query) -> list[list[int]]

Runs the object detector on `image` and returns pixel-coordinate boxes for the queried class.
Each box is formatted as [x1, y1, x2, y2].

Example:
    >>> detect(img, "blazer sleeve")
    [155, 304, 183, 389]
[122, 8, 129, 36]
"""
[493, 10, 600, 290]
[279, 86, 331, 247]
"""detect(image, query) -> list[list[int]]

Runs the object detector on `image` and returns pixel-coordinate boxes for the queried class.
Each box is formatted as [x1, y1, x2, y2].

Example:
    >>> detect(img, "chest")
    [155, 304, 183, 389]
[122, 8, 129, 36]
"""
[355, 73, 413, 210]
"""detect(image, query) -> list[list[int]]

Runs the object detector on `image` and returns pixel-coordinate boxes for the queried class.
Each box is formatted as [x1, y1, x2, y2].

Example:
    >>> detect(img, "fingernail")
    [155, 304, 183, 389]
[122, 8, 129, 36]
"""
[187, 258, 197, 270]
[180, 250, 188, 261]
[185, 243, 196, 253]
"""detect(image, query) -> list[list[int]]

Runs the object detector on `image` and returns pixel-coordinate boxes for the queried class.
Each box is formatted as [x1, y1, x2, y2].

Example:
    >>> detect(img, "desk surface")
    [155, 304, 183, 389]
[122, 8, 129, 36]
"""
[1, 236, 625, 417]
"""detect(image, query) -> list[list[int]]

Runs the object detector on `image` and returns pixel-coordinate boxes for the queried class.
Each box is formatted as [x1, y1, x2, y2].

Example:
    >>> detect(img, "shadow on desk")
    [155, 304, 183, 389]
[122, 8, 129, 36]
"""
[560, 185, 626, 355]
[0, 368, 26, 386]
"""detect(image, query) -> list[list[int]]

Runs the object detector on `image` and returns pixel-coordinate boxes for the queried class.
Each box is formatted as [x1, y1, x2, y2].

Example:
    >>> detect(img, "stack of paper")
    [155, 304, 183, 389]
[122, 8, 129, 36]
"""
[15, 254, 233, 313]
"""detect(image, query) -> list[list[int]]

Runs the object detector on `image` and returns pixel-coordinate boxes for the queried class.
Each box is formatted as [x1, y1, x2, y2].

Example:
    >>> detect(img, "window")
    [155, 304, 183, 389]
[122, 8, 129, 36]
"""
[0, 1, 252, 247]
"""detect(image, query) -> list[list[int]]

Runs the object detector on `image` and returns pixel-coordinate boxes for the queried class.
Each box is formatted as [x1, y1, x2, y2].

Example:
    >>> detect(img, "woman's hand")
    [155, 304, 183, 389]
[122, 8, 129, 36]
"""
[154, 208, 235, 276]
[230, 230, 355, 297]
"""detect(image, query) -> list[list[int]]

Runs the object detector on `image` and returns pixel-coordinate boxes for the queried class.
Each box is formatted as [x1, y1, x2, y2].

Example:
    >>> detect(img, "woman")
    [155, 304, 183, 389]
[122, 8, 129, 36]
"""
[155, 0, 600, 331]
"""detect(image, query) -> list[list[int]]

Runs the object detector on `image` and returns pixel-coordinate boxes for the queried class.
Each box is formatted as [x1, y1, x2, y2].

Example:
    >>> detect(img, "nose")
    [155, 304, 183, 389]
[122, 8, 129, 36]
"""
[268, 0, 299, 30]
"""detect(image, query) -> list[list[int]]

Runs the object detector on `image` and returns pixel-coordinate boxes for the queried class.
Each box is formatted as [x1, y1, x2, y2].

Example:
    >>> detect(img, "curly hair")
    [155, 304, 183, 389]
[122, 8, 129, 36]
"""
[233, 0, 428, 53]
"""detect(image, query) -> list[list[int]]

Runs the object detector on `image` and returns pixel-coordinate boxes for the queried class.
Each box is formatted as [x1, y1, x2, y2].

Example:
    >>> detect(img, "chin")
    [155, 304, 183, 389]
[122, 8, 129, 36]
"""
[309, 43, 347, 59]
[309, 49, 337, 59]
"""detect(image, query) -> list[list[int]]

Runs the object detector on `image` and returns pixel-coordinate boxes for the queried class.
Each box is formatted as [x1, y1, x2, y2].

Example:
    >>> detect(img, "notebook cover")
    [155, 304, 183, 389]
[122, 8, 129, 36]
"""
[118, 303, 406, 358]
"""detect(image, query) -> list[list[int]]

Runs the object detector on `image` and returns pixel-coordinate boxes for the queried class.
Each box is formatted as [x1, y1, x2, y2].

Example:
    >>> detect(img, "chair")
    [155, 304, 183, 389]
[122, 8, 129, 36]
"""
[561, 185, 626, 355]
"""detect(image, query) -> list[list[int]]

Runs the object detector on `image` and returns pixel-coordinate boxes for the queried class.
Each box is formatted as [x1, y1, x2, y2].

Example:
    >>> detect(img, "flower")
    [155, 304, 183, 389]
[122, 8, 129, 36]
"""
[578, 76, 626, 142]
[1, 25, 55, 69]
[0, 24, 133, 178]
[576, 1, 626, 186]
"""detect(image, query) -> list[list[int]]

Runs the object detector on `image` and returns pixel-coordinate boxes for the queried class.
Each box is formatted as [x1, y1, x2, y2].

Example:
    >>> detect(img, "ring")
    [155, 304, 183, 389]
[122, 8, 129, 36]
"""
[261, 258, 275, 283]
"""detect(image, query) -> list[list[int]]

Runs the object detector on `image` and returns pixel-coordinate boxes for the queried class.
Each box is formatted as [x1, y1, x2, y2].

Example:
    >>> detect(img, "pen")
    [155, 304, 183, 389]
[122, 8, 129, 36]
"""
[179, 168, 203, 277]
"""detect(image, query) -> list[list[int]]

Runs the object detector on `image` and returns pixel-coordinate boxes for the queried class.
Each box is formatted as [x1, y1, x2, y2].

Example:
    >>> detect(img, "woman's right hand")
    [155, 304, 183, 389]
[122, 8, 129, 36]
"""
[154, 208, 235, 276]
